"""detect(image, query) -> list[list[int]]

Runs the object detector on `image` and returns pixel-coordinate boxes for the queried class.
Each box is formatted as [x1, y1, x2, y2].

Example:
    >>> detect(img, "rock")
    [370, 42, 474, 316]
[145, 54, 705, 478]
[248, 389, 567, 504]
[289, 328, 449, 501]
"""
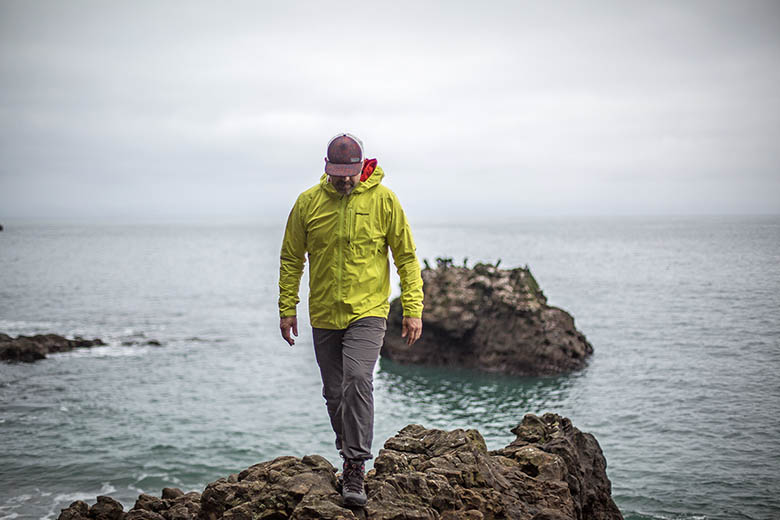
[57, 414, 622, 520]
[382, 259, 593, 376]
[125, 511, 165, 520]
[0, 333, 106, 362]
[132, 494, 165, 513]
[120, 337, 162, 347]
[365, 413, 621, 520]
[130, 491, 200, 520]
[199, 455, 348, 520]
[59, 500, 90, 520]
[165, 492, 200, 520]
[161, 487, 184, 500]
[89, 496, 124, 520]
[493, 414, 621, 520]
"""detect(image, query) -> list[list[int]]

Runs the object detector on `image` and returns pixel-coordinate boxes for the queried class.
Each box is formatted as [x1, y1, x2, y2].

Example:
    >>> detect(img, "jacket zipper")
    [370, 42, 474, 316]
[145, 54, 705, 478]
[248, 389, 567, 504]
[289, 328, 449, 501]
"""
[337, 194, 348, 306]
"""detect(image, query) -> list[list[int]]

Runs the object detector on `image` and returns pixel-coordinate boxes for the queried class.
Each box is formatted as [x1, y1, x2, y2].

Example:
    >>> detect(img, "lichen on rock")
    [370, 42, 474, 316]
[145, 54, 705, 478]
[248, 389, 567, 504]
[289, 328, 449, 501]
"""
[382, 259, 593, 376]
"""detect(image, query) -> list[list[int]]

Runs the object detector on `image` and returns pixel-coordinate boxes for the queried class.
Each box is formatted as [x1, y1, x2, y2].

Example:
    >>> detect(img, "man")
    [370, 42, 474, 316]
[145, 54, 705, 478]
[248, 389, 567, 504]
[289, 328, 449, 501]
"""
[278, 133, 424, 507]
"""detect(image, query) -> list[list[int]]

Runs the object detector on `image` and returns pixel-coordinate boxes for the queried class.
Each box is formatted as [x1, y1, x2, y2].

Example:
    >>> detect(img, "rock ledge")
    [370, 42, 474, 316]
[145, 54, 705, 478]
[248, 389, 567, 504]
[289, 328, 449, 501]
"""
[58, 413, 622, 520]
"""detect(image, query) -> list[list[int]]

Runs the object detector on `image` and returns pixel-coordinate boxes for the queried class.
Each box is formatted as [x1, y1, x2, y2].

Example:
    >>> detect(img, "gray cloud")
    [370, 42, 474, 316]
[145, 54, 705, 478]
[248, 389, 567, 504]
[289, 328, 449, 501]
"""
[1, 0, 779, 220]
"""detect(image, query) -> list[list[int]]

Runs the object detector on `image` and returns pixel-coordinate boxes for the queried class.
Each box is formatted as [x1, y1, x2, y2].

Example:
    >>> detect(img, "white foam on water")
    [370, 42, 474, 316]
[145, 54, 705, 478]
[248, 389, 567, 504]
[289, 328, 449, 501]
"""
[128, 486, 145, 495]
[52, 345, 152, 359]
[45, 481, 117, 517]
[168, 475, 185, 487]
[43, 492, 93, 520]
[44, 482, 119, 519]
[4, 495, 31, 504]
[99, 483, 117, 495]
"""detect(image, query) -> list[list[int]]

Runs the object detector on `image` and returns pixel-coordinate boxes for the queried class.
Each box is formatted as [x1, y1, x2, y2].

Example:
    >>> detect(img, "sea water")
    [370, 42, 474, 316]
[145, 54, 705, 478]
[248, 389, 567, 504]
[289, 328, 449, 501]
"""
[1, 216, 778, 520]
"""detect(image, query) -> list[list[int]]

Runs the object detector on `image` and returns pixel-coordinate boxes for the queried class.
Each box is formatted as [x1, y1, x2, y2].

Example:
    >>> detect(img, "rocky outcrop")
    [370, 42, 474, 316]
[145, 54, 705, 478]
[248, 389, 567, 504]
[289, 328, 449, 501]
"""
[60, 490, 202, 520]
[57, 413, 622, 520]
[382, 259, 593, 376]
[0, 333, 106, 362]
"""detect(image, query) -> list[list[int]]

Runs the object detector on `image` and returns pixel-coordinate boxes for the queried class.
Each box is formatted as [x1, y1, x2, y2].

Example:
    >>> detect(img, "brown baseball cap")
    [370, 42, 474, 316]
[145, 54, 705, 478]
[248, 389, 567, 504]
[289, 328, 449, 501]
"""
[324, 133, 364, 176]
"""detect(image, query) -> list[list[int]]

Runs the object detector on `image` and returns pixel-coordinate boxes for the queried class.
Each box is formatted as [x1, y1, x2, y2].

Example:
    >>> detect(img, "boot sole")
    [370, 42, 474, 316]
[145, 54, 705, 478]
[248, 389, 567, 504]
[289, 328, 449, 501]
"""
[343, 495, 367, 507]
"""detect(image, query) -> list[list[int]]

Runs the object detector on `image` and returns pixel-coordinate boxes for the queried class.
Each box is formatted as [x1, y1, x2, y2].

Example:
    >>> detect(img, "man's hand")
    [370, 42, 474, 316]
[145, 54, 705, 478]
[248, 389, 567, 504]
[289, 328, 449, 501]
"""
[401, 316, 422, 346]
[280, 316, 298, 346]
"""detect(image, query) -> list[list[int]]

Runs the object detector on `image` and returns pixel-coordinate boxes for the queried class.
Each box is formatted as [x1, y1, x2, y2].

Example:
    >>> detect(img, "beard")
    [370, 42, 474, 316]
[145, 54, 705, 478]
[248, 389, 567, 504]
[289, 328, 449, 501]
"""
[333, 178, 356, 195]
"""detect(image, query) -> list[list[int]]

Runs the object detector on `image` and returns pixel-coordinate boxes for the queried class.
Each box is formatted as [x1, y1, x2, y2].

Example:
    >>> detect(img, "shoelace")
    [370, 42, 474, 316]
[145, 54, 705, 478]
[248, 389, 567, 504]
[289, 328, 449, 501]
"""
[343, 462, 365, 493]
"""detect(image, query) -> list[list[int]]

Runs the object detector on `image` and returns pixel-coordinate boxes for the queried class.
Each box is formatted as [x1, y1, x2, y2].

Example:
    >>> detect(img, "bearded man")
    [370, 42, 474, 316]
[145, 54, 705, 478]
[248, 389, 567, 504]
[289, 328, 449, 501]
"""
[278, 133, 424, 507]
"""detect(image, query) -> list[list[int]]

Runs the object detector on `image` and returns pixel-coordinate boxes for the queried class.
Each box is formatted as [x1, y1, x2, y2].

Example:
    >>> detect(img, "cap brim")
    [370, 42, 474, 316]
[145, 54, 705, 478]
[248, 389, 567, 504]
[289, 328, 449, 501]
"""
[325, 161, 362, 176]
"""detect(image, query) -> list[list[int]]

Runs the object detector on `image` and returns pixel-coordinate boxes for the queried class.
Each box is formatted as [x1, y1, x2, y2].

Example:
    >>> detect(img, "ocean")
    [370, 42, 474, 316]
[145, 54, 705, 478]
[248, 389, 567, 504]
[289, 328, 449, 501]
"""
[1, 216, 778, 520]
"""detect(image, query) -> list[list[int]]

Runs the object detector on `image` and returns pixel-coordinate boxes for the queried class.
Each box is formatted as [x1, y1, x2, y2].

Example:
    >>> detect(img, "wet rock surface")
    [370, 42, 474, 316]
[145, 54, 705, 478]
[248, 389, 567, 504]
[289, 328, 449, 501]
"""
[57, 414, 622, 520]
[382, 260, 593, 376]
[0, 333, 106, 362]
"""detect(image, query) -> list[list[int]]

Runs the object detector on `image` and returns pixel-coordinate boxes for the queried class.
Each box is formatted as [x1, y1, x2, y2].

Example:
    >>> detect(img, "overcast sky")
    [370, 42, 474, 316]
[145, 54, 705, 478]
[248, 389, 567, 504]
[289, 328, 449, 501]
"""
[1, 0, 779, 222]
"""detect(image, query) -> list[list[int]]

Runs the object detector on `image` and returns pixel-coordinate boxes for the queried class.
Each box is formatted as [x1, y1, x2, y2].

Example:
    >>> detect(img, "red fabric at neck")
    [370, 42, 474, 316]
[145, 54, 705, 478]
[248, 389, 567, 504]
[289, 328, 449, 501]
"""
[361, 159, 377, 182]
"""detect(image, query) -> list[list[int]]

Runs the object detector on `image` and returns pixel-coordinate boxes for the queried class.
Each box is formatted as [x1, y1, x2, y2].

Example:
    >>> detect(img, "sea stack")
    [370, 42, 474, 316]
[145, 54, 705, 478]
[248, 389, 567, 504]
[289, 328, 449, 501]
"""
[382, 258, 593, 376]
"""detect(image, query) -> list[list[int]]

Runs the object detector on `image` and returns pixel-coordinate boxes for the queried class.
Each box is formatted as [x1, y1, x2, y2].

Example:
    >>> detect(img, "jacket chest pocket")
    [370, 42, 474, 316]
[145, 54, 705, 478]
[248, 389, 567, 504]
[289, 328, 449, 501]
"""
[352, 211, 385, 253]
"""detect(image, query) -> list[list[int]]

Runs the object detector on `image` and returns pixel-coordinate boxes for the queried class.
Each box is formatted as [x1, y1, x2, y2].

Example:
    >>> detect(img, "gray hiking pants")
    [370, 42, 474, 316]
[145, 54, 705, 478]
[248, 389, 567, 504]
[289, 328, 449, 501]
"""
[312, 316, 386, 461]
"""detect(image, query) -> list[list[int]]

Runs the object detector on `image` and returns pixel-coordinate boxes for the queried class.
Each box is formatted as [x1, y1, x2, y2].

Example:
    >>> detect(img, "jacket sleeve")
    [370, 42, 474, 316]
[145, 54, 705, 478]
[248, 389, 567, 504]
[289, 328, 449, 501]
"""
[278, 196, 307, 317]
[386, 192, 424, 318]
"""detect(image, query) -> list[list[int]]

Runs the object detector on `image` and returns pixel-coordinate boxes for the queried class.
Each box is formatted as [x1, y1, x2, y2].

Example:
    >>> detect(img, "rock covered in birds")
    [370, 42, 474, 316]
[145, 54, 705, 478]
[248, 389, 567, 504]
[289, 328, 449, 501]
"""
[382, 259, 593, 376]
[57, 413, 622, 520]
[0, 333, 106, 362]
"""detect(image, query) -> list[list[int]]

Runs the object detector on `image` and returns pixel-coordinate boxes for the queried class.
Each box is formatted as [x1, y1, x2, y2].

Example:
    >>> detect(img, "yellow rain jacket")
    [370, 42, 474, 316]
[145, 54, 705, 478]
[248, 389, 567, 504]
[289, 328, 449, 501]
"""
[278, 165, 423, 329]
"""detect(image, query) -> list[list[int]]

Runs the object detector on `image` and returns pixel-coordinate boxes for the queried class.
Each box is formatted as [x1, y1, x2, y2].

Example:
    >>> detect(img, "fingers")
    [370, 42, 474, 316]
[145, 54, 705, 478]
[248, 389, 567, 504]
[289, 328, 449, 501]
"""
[280, 317, 297, 346]
[406, 324, 421, 345]
[281, 326, 295, 346]
[402, 318, 422, 346]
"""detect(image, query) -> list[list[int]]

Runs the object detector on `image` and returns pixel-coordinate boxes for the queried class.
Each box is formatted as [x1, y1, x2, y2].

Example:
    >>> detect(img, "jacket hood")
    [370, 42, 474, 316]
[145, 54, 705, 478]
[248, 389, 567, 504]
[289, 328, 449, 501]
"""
[319, 164, 384, 198]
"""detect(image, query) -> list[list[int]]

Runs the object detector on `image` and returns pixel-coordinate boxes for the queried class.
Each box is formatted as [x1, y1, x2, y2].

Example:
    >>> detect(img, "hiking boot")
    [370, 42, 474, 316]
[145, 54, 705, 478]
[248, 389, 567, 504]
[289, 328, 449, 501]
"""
[341, 459, 367, 507]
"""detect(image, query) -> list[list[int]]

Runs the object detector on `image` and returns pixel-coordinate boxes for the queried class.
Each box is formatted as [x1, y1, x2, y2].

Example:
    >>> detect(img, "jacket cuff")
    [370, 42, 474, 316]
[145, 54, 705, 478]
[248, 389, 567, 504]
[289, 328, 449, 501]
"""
[402, 310, 423, 319]
[279, 309, 297, 318]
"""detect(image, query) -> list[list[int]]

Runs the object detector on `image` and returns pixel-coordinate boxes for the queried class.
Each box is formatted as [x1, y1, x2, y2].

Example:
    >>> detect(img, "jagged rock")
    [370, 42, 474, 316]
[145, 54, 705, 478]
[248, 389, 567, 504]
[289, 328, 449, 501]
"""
[199, 455, 348, 520]
[59, 500, 89, 520]
[89, 496, 124, 520]
[364, 413, 621, 520]
[132, 494, 165, 514]
[382, 260, 593, 376]
[130, 491, 200, 520]
[57, 414, 622, 520]
[125, 511, 165, 520]
[0, 333, 106, 362]
[161, 488, 185, 500]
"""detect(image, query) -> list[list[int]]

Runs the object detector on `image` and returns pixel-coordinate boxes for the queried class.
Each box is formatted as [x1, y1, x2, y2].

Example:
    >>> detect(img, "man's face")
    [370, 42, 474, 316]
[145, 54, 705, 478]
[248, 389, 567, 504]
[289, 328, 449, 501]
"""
[329, 173, 361, 195]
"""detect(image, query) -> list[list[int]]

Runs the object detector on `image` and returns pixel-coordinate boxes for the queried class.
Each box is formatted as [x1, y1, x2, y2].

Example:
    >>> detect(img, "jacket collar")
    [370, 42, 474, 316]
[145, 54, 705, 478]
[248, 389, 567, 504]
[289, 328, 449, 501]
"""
[319, 165, 384, 198]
